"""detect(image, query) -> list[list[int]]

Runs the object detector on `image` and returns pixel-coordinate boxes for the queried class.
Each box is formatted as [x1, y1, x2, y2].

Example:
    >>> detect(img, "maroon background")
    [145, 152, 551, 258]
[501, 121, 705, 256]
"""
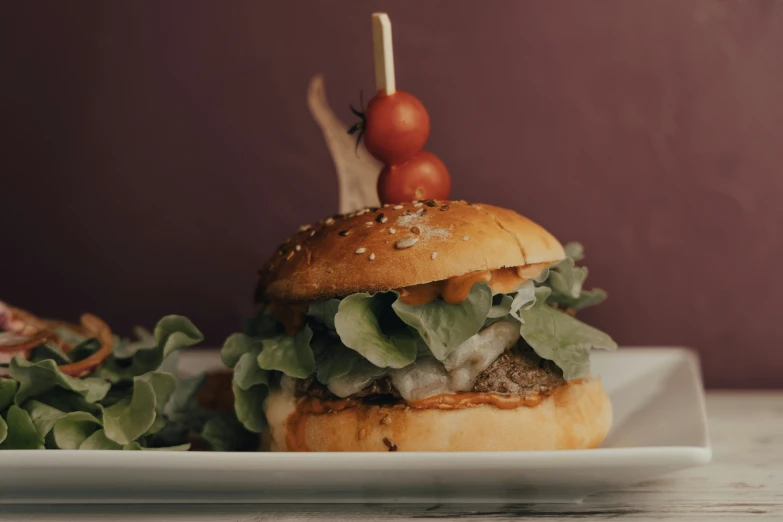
[2, 1, 782, 388]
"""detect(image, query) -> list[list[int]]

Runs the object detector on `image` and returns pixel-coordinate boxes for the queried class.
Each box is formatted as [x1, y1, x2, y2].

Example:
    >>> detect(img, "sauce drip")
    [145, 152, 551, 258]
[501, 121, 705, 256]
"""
[266, 301, 308, 335]
[269, 262, 553, 332]
[284, 388, 562, 451]
[398, 264, 551, 306]
[406, 392, 544, 410]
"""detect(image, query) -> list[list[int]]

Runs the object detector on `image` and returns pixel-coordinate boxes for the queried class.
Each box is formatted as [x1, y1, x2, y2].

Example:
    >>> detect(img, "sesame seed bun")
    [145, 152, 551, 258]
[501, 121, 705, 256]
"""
[257, 200, 566, 302]
[264, 379, 612, 452]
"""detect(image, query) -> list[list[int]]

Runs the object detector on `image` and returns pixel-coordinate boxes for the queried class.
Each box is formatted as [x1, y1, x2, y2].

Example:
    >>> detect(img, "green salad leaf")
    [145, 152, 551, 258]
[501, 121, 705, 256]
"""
[335, 293, 418, 369]
[516, 287, 617, 379]
[392, 283, 492, 360]
[23, 400, 66, 439]
[307, 300, 341, 331]
[101, 378, 158, 444]
[257, 327, 316, 379]
[0, 405, 45, 449]
[0, 314, 221, 451]
[0, 379, 17, 411]
[232, 382, 267, 433]
[312, 338, 367, 385]
[52, 411, 102, 449]
[10, 358, 110, 405]
[234, 348, 269, 391]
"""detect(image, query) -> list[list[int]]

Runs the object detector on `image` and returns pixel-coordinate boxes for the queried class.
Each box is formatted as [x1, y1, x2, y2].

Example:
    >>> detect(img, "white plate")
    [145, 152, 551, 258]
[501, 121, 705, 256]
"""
[0, 347, 710, 504]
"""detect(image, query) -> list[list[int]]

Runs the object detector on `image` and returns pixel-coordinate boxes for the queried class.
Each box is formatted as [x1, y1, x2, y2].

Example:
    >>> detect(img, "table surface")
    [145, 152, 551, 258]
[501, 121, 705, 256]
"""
[0, 391, 780, 522]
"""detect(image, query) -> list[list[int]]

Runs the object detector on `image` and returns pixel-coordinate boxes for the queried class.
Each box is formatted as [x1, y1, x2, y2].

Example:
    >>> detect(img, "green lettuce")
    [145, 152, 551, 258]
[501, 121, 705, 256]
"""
[0, 315, 219, 451]
[392, 283, 492, 360]
[515, 287, 617, 379]
[334, 293, 418, 368]
[257, 327, 316, 378]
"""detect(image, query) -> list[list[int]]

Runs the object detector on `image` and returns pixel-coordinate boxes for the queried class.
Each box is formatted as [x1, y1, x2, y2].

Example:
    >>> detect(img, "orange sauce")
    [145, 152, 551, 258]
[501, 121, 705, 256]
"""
[407, 392, 544, 410]
[269, 262, 553, 332]
[266, 301, 308, 335]
[398, 264, 551, 306]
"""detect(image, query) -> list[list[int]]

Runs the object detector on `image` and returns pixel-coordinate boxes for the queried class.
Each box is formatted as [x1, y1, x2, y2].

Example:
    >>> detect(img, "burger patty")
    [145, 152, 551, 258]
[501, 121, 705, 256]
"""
[473, 344, 565, 395]
[296, 343, 565, 401]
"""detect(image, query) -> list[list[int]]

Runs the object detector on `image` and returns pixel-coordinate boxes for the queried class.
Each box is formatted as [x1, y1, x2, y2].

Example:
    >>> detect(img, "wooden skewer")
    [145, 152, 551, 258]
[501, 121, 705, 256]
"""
[372, 13, 396, 95]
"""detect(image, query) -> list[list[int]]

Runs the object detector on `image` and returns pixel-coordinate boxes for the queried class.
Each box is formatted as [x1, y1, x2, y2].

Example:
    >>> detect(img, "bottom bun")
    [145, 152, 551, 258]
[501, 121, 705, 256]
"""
[264, 379, 612, 452]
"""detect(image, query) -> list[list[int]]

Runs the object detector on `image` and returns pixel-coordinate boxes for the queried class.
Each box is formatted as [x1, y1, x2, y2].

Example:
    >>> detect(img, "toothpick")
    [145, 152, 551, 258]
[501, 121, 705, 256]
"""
[372, 13, 396, 95]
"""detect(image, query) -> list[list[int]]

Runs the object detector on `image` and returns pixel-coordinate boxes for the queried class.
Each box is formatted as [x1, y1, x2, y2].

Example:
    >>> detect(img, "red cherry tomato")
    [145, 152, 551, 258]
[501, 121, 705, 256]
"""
[377, 150, 451, 204]
[363, 91, 430, 165]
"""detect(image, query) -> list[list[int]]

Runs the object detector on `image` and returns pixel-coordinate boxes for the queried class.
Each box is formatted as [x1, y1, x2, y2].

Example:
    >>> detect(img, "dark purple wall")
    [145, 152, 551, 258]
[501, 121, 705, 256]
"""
[2, 1, 782, 388]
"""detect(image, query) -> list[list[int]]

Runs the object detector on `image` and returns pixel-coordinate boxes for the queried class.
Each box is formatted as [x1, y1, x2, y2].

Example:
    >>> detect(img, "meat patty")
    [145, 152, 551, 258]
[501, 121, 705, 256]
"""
[472, 344, 565, 395]
[297, 342, 564, 401]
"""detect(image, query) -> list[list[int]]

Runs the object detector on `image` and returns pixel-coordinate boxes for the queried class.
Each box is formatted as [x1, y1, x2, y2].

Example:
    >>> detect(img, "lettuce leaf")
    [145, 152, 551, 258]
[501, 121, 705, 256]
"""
[334, 293, 417, 369]
[312, 338, 366, 385]
[540, 242, 607, 312]
[307, 300, 341, 331]
[517, 287, 617, 379]
[392, 283, 492, 361]
[51, 411, 102, 449]
[97, 316, 203, 384]
[232, 382, 267, 433]
[257, 327, 316, 379]
[234, 348, 269, 391]
[23, 400, 66, 438]
[0, 379, 17, 411]
[0, 405, 45, 449]
[10, 358, 110, 405]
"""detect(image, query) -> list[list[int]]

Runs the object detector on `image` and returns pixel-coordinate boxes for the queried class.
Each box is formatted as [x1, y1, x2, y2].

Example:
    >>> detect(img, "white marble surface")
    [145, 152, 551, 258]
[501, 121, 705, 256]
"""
[0, 391, 780, 521]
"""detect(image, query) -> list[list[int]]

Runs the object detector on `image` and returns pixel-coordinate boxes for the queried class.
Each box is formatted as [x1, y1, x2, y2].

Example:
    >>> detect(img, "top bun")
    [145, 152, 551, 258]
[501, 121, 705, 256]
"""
[257, 200, 565, 302]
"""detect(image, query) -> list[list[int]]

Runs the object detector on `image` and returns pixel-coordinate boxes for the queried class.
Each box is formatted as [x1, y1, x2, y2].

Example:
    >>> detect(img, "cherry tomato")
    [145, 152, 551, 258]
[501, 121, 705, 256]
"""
[363, 91, 430, 165]
[377, 150, 451, 204]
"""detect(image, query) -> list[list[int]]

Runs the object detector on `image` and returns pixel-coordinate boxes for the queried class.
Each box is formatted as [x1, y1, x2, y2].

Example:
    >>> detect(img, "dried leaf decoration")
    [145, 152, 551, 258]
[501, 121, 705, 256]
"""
[307, 75, 381, 214]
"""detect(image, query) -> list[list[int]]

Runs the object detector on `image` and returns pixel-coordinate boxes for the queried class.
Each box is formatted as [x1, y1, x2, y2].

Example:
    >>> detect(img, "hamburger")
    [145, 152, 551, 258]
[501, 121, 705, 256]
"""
[225, 199, 617, 452]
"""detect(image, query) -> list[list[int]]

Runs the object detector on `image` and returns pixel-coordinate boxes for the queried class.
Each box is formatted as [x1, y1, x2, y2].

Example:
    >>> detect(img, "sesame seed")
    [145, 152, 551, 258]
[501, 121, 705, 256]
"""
[393, 205, 404, 210]
[310, 230, 316, 236]
[410, 226, 421, 235]
[416, 208, 427, 216]
[324, 217, 335, 225]
[357, 208, 369, 216]
[375, 213, 386, 223]
[395, 237, 419, 249]
[365, 221, 374, 227]
[463, 235, 470, 241]
[355, 248, 367, 254]
[383, 203, 391, 207]
[338, 230, 351, 237]
[431, 252, 438, 260]
[380, 415, 392, 425]
[369, 253, 376, 260]
[295, 245, 301, 251]
[286, 251, 295, 260]
[389, 228, 396, 234]
[298, 224, 311, 232]
[413, 202, 423, 207]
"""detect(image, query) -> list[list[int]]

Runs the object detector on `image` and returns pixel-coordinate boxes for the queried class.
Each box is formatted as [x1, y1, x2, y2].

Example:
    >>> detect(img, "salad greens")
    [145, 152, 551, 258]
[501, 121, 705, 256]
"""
[0, 316, 252, 451]
[223, 242, 616, 433]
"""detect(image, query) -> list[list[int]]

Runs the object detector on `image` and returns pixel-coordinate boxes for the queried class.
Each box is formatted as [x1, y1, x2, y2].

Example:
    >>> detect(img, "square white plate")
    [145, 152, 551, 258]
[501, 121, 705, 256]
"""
[0, 347, 710, 504]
